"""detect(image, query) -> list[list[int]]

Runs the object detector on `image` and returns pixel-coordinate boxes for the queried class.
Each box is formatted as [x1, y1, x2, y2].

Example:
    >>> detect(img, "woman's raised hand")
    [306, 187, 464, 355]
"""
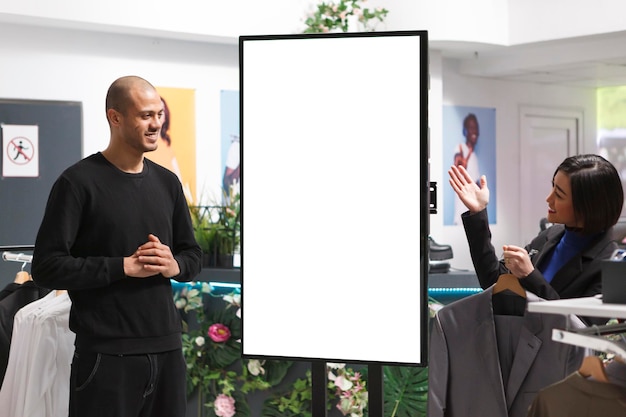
[448, 164, 490, 213]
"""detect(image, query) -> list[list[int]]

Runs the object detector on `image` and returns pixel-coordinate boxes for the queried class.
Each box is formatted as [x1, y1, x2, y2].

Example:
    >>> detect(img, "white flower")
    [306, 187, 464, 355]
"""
[195, 336, 206, 347]
[223, 293, 241, 306]
[327, 363, 346, 370]
[174, 298, 187, 309]
[334, 375, 353, 391]
[200, 282, 213, 293]
[247, 359, 266, 376]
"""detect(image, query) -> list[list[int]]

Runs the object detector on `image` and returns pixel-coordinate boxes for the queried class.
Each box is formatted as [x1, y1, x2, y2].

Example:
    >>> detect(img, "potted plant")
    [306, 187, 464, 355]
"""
[191, 192, 240, 268]
[303, 0, 388, 33]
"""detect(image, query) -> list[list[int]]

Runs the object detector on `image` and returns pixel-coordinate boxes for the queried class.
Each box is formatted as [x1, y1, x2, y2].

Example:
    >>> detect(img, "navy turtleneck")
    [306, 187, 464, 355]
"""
[539, 229, 597, 283]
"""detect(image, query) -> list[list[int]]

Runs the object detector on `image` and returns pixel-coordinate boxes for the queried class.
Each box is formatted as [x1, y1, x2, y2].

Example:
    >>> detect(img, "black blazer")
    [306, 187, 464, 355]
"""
[0, 281, 49, 385]
[462, 209, 616, 309]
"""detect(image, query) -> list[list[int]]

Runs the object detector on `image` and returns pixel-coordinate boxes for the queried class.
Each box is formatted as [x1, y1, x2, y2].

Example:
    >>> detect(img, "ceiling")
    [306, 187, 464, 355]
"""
[3, 12, 626, 89]
[433, 30, 626, 89]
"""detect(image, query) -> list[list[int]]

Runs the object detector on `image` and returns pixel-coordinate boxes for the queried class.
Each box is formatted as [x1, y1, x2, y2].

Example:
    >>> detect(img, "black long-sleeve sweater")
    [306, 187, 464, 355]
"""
[32, 152, 202, 354]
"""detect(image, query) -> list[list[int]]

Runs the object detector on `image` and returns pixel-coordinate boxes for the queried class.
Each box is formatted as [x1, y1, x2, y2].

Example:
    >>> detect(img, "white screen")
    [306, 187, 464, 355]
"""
[241, 31, 428, 365]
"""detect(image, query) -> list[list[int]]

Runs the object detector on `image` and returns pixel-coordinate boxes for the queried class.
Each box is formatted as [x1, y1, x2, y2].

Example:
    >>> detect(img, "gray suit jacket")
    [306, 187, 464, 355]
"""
[428, 287, 585, 417]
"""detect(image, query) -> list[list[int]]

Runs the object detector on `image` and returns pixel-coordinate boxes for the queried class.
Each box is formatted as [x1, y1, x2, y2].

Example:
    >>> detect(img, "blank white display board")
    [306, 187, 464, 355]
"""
[240, 31, 429, 365]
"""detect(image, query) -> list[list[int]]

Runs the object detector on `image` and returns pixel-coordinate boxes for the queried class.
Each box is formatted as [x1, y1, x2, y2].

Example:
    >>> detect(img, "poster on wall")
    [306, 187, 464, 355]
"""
[151, 87, 197, 203]
[442, 105, 497, 225]
[2, 124, 39, 178]
[220, 90, 240, 204]
[241, 31, 429, 366]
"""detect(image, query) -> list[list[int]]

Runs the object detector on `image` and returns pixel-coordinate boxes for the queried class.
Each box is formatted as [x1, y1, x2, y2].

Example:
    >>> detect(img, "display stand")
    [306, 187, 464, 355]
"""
[311, 362, 327, 417]
[528, 296, 626, 360]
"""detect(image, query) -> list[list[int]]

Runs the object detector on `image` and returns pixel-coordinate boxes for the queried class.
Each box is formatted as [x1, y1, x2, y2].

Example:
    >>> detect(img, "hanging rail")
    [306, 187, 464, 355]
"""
[0, 245, 35, 252]
[1, 245, 35, 264]
[2, 252, 32, 264]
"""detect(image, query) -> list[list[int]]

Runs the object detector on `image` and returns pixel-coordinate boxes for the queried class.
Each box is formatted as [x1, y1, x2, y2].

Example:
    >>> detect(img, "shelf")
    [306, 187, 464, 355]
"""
[551, 328, 626, 360]
[527, 296, 626, 320]
[427, 271, 480, 289]
[195, 267, 240, 284]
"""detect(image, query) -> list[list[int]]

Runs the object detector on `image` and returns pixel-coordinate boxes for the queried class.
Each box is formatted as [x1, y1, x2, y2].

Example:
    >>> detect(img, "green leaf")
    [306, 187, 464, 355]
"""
[383, 366, 429, 417]
[263, 360, 294, 386]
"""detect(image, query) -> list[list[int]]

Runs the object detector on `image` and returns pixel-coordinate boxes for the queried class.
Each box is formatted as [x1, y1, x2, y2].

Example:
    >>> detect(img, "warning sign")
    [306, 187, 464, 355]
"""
[2, 124, 39, 177]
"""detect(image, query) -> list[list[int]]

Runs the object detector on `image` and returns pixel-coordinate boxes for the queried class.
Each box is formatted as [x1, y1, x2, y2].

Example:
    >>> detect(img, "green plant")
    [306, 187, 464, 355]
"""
[263, 372, 313, 417]
[174, 284, 431, 417]
[327, 363, 368, 416]
[383, 366, 428, 417]
[190, 191, 240, 266]
[303, 0, 388, 33]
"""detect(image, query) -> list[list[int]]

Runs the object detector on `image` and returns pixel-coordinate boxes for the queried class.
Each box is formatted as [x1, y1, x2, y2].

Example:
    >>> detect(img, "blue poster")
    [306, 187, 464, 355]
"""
[220, 90, 240, 203]
[443, 105, 497, 225]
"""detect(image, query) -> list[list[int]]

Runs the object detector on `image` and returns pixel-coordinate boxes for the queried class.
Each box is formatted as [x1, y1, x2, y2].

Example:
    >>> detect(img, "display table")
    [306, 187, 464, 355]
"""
[175, 268, 482, 302]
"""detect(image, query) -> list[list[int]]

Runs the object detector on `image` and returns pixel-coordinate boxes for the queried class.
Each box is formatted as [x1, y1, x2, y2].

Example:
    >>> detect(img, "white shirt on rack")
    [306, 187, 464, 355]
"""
[0, 290, 74, 417]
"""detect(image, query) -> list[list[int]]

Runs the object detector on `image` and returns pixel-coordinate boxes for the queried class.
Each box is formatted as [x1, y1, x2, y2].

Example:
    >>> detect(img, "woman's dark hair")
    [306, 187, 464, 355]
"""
[160, 97, 172, 146]
[555, 154, 624, 234]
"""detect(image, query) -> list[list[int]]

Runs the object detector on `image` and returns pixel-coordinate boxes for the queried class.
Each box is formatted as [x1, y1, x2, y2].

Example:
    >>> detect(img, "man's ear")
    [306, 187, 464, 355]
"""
[107, 108, 122, 126]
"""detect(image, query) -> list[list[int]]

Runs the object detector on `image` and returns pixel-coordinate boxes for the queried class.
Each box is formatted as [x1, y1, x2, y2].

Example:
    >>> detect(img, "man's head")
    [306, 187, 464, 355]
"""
[105, 76, 164, 154]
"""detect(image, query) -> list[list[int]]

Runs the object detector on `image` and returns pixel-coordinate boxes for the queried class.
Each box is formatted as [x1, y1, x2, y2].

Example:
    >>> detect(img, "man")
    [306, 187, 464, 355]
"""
[32, 75, 202, 417]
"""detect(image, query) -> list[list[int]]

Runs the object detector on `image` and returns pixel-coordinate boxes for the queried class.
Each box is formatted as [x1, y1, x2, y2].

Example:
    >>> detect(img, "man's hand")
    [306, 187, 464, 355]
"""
[124, 234, 180, 278]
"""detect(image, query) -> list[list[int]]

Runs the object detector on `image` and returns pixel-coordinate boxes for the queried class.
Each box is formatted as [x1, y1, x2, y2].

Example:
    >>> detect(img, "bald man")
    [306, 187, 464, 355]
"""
[33, 75, 202, 417]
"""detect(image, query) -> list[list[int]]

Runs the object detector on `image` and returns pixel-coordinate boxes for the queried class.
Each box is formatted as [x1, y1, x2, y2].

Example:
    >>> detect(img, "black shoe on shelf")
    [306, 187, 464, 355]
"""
[428, 236, 453, 261]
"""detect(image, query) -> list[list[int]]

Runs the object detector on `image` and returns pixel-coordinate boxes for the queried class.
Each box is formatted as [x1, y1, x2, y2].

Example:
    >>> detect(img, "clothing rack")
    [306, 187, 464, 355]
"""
[1, 245, 35, 266]
[0, 245, 35, 252]
[528, 296, 626, 361]
[2, 252, 32, 264]
[552, 329, 626, 361]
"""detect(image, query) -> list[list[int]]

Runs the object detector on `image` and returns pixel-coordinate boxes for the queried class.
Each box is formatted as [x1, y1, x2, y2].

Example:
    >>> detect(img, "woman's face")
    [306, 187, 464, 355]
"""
[545, 170, 582, 228]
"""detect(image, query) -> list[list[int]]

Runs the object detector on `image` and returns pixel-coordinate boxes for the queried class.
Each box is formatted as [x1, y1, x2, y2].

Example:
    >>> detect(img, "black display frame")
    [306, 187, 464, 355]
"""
[240, 30, 429, 367]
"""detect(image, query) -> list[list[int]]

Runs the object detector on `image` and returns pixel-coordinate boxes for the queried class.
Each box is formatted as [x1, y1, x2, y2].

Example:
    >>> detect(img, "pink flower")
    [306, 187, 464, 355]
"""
[208, 323, 231, 343]
[214, 394, 236, 417]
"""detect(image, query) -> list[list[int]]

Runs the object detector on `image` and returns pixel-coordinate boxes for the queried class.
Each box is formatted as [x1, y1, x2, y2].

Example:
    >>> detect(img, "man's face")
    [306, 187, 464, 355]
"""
[465, 118, 479, 147]
[118, 87, 164, 154]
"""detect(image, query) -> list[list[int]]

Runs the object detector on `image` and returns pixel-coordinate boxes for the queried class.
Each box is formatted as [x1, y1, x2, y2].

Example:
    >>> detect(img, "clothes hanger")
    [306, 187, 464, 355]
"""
[493, 273, 526, 299]
[578, 355, 609, 383]
[14, 270, 32, 284]
[493, 255, 527, 298]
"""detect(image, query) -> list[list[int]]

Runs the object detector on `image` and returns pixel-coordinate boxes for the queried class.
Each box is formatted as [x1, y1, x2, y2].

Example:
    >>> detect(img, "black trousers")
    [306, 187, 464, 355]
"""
[69, 348, 187, 417]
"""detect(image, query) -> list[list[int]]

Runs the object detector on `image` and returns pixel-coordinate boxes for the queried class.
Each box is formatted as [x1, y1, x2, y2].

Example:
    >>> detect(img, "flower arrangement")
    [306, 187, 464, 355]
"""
[303, 0, 389, 33]
[174, 284, 293, 417]
[174, 284, 430, 417]
[327, 363, 368, 416]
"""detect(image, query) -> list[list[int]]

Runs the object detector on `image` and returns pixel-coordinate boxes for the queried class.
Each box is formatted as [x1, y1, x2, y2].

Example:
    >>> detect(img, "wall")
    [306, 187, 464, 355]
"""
[0, 3, 603, 271]
[0, 22, 239, 205]
[429, 59, 597, 270]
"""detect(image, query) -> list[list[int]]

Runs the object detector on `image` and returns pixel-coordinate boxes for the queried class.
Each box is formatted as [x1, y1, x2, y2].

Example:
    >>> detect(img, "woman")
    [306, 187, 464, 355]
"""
[449, 154, 624, 309]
